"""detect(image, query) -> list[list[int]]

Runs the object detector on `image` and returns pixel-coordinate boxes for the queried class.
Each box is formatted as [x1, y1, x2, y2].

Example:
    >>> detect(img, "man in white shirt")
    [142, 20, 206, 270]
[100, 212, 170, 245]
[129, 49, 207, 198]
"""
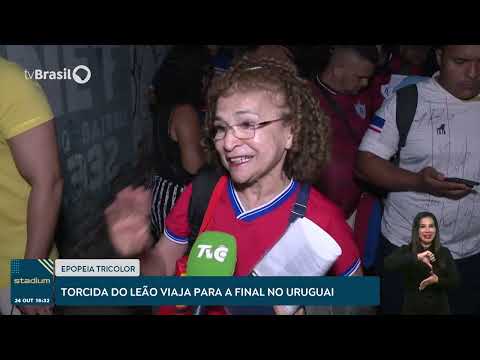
[356, 45, 480, 314]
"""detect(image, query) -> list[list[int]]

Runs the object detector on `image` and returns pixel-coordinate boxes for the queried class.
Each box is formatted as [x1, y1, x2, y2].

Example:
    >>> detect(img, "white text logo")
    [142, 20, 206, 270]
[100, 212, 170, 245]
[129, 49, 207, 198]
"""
[25, 65, 91, 84]
[197, 245, 229, 263]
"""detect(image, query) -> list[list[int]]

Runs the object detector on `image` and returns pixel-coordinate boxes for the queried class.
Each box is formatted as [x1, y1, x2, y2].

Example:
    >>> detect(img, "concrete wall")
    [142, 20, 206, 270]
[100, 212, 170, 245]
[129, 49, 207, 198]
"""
[0, 45, 170, 258]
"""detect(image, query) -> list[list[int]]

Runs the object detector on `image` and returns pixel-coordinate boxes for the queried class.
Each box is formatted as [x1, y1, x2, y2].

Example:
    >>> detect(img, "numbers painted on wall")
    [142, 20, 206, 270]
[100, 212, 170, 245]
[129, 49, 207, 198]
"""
[66, 136, 120, 201]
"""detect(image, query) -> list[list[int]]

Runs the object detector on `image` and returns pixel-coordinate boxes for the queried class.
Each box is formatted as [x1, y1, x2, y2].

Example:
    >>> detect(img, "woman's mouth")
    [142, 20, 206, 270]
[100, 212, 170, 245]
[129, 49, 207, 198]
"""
[227, 155, 253, 166]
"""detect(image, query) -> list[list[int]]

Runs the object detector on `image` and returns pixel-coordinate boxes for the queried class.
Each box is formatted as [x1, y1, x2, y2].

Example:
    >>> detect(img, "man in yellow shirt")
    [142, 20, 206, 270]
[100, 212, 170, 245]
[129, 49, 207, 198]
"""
[0, 57, 63, 315]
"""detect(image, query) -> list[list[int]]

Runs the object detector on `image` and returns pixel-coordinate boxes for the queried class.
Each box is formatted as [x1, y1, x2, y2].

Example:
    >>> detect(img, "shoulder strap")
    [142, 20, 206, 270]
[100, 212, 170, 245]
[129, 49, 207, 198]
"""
[249, 182, 311, 277]
[393, 84, 418, 165]
[289, 183, 311, 223]
[188, 166, 224, 244]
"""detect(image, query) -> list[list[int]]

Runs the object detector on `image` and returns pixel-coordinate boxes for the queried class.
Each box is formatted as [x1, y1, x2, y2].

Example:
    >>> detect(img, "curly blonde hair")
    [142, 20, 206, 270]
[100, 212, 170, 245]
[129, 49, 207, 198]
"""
[204, 55, 330, 184]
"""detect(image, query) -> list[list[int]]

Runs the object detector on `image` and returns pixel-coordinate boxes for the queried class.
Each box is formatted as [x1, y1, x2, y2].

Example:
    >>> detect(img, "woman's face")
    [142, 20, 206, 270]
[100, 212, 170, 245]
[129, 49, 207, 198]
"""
[213, 88, 293, 187]
[418, 216, 436, 247]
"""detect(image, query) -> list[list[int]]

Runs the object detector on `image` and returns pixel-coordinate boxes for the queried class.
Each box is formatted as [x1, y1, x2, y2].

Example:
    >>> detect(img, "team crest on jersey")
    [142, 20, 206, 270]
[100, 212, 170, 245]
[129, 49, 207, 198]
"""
[381, 84, 391, 99]
[354, 102, 366, 119]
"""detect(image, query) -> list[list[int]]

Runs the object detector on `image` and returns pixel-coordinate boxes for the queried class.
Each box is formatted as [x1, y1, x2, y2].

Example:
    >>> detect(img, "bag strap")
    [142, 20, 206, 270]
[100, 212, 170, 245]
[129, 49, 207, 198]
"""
[289, 183, 311, 223]
[392, 84, 418, 166]
[188, 166, 224, 245]
[189, 172, 310, 243]
[198, 176, 228, 234]
[250, 182, 311, 278]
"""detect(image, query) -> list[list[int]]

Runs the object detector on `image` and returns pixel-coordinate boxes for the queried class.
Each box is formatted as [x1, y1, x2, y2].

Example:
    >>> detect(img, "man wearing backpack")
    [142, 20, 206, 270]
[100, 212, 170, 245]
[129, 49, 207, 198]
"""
[355, 45, 480, 314]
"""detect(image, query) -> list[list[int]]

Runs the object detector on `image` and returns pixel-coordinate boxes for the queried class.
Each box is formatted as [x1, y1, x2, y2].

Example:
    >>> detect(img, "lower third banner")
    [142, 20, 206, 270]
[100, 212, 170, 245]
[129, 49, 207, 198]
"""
[53, 276, 379, 306]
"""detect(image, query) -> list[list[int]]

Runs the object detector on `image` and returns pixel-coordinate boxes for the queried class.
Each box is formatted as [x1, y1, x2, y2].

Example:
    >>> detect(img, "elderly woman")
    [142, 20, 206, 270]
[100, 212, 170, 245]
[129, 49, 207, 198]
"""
[105, 55, 362, 314]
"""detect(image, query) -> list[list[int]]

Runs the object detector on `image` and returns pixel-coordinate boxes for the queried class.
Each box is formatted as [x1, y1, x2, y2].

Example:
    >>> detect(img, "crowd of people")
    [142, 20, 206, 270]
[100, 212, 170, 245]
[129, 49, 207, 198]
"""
[2, 45, 480, 315]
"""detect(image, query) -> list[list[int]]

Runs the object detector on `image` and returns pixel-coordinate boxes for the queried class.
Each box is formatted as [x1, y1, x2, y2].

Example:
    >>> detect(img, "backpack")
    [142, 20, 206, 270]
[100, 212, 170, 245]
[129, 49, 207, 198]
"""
[187, 165, 225, 245]
[392, 84, 418, 165]
[360, 83, 419, 269]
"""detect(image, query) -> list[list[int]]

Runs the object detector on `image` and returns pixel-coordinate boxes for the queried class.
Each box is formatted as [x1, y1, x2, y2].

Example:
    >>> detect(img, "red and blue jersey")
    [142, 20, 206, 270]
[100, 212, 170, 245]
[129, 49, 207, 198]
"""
[310, 79, 374, 219]
[165, 178, 361, 276]
[368, 115, 386, 134]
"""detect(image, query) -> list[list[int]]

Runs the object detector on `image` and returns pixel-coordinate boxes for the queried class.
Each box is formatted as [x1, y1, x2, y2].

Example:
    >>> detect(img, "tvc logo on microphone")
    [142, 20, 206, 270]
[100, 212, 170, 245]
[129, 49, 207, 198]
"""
[196, 245, 229, 263]
[187, 231, 236, 276]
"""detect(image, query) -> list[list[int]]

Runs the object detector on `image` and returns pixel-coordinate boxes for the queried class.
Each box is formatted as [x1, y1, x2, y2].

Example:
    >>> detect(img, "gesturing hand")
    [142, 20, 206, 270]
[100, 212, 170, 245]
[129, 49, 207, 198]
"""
[417, 250, 435, 270]
[419, 273, 439, 291]
[105, 186, 153, 257]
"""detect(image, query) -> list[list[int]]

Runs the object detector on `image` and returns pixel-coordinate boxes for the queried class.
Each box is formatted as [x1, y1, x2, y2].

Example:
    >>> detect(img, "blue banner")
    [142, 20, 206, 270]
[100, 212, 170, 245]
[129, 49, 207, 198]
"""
[11, 260, 55, 306]
[54, 276, 379, 306]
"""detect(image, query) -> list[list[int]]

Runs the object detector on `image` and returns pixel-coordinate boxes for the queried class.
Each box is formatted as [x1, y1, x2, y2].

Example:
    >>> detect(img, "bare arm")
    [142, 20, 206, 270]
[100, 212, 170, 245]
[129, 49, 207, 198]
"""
[140, 235, 188, 276]
[355, 151, 422, 192]
[8, 120, 63, 259]
[355, 151, 471, 199]
[171, 105, 205, 175]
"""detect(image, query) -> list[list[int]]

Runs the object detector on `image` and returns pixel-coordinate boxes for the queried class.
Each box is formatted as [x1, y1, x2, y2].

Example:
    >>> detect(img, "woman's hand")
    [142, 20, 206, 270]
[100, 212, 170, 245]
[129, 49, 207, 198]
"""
[419, 273, 439, 291]
[105, 186, 153, 257]
[417, 250, 435, 270]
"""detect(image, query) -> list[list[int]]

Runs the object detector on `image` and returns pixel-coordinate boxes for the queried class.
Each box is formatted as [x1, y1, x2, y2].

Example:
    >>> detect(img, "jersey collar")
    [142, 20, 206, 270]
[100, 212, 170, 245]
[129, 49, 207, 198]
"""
[228, 179, 298, 222]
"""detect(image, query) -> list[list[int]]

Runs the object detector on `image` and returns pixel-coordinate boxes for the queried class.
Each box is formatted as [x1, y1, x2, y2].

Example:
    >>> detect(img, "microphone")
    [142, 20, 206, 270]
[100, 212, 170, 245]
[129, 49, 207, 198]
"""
[186, 231, 237, 315]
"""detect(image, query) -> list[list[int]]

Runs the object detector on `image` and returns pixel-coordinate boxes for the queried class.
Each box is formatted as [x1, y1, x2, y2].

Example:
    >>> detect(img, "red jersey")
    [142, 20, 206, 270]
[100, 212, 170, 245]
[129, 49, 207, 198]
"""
[165, 178, 361, 276]
[311, 78, 373, 219]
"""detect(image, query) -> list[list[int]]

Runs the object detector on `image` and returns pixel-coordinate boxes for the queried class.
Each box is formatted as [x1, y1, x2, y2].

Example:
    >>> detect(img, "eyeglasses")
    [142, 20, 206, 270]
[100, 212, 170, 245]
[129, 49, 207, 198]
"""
[212, 117, 285, 141]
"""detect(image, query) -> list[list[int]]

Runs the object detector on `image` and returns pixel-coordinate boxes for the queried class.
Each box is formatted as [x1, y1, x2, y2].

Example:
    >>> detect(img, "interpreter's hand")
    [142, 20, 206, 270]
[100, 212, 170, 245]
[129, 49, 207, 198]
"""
[419, 273, 439, 291]
[105, 186, 153, 257]
[417, 167, 471, 200]
[417, 250, 435, 271]
[18, 305, 53, 315]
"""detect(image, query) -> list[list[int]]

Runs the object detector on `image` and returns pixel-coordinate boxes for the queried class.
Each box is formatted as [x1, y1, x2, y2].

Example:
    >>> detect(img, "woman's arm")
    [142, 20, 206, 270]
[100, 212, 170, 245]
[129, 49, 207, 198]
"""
[171, 104, 206, 175]
[140, 234, 188, 276]
[384, 245, 417, 272]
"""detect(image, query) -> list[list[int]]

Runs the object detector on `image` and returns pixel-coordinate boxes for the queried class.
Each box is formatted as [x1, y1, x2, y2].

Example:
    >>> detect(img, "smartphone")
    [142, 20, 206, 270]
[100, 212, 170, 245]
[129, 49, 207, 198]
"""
[444, 177, 480, 188]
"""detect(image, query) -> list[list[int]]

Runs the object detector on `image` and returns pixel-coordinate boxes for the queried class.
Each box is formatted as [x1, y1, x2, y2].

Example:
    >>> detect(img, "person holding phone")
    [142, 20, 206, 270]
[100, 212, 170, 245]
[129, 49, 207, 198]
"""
[384, 212, 460, 314]
[444, 177, 479, 188]
[356, 45, 480, 315]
